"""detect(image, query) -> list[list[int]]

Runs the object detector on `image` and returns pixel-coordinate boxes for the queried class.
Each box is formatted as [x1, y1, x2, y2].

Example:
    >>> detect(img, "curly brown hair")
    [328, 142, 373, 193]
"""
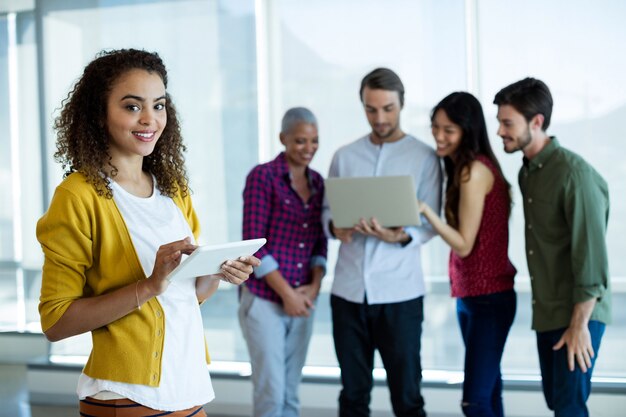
[54, 48, 188, 198]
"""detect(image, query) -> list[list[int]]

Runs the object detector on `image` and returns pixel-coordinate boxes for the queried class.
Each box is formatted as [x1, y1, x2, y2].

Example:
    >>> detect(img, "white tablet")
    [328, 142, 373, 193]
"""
[325, 175, 422, 228]
[167, 238, 266, 281]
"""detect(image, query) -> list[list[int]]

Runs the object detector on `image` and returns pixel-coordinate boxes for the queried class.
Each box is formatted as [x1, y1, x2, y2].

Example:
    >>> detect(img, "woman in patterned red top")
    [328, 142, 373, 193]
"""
[419, 92, 517, 417]
[239, 107, 327, 417]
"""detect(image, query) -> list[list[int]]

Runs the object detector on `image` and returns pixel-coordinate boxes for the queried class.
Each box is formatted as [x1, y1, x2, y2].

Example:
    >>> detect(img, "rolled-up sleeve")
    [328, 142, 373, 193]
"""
[253, 254, 279, 278]
[37, 187, 93, 332]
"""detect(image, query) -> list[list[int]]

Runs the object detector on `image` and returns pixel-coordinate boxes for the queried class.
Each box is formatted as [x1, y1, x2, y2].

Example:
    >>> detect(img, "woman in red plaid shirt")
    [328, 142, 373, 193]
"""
[238, 107, 328, 417]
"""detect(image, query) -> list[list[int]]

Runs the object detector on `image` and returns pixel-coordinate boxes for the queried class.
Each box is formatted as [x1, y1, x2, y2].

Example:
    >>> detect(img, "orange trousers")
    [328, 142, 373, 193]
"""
[79, 397, 207, 417]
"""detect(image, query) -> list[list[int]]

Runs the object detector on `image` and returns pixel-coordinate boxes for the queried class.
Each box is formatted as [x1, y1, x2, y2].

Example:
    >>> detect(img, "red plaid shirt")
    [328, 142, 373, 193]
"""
[242, 152, 327, 303]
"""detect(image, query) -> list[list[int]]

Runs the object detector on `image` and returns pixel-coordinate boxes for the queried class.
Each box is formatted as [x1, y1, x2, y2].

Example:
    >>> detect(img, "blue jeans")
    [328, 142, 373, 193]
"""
[331, 294, 426, 417]
[238, 286, 316, 417]
[536, 320, 605, 417]
[457, 289, 516, 417]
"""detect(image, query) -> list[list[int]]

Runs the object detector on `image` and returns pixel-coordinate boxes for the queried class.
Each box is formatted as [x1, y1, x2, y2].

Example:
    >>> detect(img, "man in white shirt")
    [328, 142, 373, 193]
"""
[322, 68, 442, 417]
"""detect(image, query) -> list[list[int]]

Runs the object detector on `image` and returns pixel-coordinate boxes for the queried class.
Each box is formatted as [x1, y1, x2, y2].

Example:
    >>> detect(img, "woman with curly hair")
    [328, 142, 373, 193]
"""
[37, 48, 259, 416]
[418, 92, 517, 417]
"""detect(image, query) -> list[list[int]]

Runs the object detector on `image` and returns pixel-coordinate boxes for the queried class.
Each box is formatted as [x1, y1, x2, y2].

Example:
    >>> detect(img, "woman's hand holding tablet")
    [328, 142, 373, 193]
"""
[167, 238, 266, 282]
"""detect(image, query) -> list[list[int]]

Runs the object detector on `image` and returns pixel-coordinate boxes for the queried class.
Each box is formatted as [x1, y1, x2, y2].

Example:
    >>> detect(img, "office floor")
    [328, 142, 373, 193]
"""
[1, 363, 463, 417]
[1, 364, 71, 417]
[0, 364, 211, 417]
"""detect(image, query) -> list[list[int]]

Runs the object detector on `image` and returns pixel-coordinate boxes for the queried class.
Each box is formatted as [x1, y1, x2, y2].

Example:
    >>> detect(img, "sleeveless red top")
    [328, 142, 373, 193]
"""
[449, 155, 516, 298]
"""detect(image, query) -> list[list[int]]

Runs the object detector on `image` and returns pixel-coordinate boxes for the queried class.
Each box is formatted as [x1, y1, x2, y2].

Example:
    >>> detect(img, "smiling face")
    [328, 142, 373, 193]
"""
[431, 108, 463, 158]
[105, 69, 167, 164]
[362, 86, 404, 143]
[280, 122, 319, 168]
[496, 104, 533, 154]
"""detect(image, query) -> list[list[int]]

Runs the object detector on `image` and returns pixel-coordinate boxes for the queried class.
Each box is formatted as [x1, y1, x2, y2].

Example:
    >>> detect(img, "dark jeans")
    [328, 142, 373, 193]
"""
[536, 320, 605, 417]
[457, 289, 516, 417]
[331, 294, 426, 417]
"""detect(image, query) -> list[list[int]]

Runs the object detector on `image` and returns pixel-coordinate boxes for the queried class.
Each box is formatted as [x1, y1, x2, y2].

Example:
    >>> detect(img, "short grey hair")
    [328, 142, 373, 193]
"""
[281, 107, 317, 134]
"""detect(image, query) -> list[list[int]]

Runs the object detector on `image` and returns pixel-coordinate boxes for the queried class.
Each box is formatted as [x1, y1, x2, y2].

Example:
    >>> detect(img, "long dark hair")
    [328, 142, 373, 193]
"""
[432, 92, 511, 228]
[54, 48, 188, 198]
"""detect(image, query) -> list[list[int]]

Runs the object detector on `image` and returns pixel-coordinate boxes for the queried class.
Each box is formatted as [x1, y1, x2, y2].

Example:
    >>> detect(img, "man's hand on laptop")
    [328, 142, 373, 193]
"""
[355, 218, 410, 244]
[332, 223, 356, 243]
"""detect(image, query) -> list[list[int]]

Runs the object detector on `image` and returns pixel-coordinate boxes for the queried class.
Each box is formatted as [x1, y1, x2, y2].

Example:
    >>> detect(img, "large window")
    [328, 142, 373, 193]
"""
[2, 0, 260, 357]
[0, 14, 18, 329]
[476, 0, 626, 376]
[1, 0, 625, 379]
[268, 0, 468, 370]
[261, 0, 626, 376]
[0, 9, 43, 331]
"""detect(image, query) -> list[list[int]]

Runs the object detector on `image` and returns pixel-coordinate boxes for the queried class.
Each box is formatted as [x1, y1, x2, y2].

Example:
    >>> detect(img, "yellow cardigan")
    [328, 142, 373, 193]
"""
[37, 172, 209, 387]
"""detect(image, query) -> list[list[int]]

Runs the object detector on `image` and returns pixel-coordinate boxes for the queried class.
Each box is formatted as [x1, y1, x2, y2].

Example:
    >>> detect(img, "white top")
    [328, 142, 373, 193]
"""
[322, 135, 442, 304]
[77, 178, 215, 411]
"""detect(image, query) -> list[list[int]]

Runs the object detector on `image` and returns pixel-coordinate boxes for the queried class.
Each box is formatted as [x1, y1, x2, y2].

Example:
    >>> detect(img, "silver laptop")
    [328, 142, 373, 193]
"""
[325, 175, 422, 228]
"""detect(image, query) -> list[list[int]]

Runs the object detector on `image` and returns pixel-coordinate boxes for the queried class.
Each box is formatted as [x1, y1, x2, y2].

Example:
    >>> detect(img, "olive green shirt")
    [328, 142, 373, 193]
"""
[519, 137, 611, 332]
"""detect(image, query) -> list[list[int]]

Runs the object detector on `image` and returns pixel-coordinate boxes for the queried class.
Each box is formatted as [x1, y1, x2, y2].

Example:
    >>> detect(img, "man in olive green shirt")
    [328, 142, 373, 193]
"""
[494, 78, 611, 417]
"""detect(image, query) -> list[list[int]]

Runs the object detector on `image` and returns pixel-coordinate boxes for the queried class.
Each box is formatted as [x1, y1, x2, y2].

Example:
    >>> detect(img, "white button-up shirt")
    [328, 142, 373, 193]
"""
[323, 135, 442, 304]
